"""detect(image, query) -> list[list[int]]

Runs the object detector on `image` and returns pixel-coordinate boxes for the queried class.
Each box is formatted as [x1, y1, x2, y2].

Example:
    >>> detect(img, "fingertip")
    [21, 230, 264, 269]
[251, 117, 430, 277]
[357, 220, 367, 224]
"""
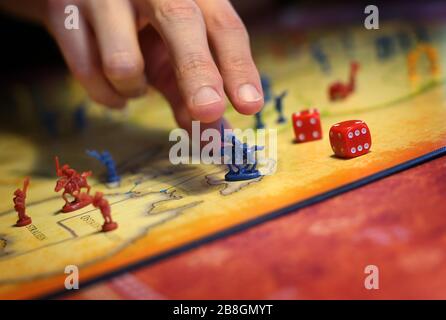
[233, 99, 264, 115]
[189, 100, 226, 123]
[231, 83, 264, 115]
[189, 86, 226, 123]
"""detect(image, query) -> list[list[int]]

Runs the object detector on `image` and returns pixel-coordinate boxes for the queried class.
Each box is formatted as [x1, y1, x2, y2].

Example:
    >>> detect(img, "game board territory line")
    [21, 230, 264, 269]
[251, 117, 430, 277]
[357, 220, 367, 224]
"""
[1, 217, 122, 261]
[162, 169, 223, 192]
[43, 147, 446, 300]
[55, 201, 122, 238]
[56, 191, 168, 224]
[121, 159, 208, 188]
[0, 193, 61, 217]
[123, 171, 208, 195]
[0, 234, 94, 262]
[146, 170, 209, 190]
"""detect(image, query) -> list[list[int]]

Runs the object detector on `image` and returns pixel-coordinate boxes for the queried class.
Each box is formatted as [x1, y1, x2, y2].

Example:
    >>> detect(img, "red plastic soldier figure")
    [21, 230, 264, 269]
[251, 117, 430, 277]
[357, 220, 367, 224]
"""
[92, 192, 118, 232]
[329, 62, 360, 101]
[54, 156, 92, 213]
[13, 177, 32, 227]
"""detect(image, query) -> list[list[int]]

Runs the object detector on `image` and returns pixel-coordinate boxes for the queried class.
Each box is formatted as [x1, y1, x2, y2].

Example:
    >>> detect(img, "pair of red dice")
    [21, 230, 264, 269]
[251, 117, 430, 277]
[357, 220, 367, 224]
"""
[292, 109, 372, 158]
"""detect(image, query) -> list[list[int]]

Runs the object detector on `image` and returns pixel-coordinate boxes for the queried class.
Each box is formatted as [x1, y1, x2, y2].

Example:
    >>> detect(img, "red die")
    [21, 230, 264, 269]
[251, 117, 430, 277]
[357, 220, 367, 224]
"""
[292, 109, 323, 143]
[329, 120, 371, 158]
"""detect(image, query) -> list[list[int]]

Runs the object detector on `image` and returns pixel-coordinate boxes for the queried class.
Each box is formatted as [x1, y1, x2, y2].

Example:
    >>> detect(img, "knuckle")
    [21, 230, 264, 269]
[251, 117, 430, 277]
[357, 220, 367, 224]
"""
[208, 11, 246, 33]
[103, 53, 144, 81]
[156, 0, 201, 23]
[177, 53, 215, 78]
[222, 55, 253, 74]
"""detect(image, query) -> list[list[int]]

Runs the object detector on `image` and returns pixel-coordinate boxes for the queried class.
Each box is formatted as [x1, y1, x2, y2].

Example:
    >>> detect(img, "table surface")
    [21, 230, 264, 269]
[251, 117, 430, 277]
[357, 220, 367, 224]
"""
[63, 155, 446, 300]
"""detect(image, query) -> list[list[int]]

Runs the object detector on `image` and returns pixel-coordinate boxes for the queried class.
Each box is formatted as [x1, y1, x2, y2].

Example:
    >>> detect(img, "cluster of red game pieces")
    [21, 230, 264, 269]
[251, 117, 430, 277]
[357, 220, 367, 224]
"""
[292, 109, 372, 158]
[13, 157, 118, 232]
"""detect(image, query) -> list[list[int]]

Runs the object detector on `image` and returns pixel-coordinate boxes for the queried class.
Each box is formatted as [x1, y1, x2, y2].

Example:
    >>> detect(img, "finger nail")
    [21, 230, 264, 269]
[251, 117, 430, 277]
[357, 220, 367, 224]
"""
[193, 86, 222, 106]
[238, 84, 262, 103]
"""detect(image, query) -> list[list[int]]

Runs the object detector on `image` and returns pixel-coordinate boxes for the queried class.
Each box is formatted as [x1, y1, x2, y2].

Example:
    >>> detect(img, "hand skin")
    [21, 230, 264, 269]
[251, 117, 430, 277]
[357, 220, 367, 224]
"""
[0, 0, 265, 130]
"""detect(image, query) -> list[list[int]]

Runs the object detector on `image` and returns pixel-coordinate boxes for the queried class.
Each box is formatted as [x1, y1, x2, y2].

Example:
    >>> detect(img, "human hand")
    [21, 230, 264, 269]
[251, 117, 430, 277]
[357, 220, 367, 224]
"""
[43, 0, 264, 128]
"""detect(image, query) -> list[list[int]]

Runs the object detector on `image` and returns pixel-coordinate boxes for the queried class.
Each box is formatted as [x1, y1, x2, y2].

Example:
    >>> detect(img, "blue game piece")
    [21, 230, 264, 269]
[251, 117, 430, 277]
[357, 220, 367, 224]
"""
[74, 103, 88, 131]
[40, 111, 59, 137]
[375, 36, 395, 60]
[341, 32, 355, 58]
[414, 26, 430, 43]
[397, 32, 413, 52]
[221, 125, 264, 182]
[30, 87, 59, 137]
[310, 43, 331, 73]
[274, 90, 288, 124]
[261, 75, 273, 104]
[254, 110, 265, 129]
[86, 150, 120, 185]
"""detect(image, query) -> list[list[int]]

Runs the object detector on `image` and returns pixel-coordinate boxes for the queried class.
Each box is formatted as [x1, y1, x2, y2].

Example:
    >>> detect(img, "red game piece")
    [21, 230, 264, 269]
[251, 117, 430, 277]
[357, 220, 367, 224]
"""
[329, 120, 372, 158]
[91, 192, 118, 232]
[292, 108, 323, 143]
[329, 62, 360, 101]
[54, 156, 92, 213]
[13, 177, 32, 227]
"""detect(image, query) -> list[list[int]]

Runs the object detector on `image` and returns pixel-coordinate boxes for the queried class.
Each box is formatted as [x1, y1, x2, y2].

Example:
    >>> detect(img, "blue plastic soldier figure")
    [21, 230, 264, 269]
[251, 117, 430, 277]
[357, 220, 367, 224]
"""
[86, 150, 120, 185]
[74, 103, 87, 132]
[30, 87, 59, 137]
[254, 110, 265, 129]
[221, 126, 264, 182]
[415, 26, 430, 43]
[310, 43, 331, 73]
[397, 32, 413, 53]
[261, 75, 272, 104]
[40, 111, 58, 137]
[255, 75, 271, 129]
[376, 36, 395, 60]
[341, 31, 355, 58]
[274, 90, 288, 124]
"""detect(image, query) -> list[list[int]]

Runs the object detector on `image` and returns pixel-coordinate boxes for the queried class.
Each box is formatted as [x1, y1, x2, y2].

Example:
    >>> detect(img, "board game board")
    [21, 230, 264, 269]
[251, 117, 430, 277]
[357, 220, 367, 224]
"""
[1, 14, 446, 299]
